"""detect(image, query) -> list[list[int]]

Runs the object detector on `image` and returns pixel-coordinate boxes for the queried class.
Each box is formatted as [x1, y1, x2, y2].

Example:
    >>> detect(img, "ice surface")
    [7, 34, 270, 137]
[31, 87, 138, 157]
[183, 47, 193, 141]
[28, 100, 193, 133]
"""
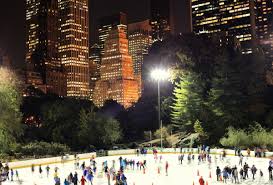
[2, 154, 273, 185]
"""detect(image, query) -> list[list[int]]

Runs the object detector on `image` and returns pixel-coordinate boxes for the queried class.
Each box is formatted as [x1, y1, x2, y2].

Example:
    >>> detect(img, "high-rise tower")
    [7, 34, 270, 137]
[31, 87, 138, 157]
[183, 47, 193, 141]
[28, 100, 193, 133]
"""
[150, 0, 171, 42]
[170, 0, 192, 35]
[26, 0, 66, 96]
[128, 20, 152, 96]
[98, 12, 127, 55]
[94, 28, 139, 108]
[58, 0, 90, 98]
[256, 0, 273, 61]
[192, 0, 257, 54]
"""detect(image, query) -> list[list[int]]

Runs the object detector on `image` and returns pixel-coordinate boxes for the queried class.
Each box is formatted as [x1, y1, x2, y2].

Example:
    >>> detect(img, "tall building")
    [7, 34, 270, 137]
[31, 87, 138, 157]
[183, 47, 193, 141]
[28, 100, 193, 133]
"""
[94, 28, 139, 108]
[256, 0, 273, 61]
[58, 0, 90, 98]
[192, 0, 257, 54]
[170, 0, 192, 35]
[98, 12, 127, 55]
[128, 20, 152, 76]
[128, 20, 152, 96]
[89, 44, 101, 101]
[0, 48, 11, 68]
[150, 0, 171, 42]
[25, 0, 66, 96]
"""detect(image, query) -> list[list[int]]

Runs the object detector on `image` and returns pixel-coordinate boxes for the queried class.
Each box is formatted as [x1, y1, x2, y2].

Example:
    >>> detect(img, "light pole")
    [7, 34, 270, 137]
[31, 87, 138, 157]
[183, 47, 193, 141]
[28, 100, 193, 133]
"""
[151, 69, 169, 149]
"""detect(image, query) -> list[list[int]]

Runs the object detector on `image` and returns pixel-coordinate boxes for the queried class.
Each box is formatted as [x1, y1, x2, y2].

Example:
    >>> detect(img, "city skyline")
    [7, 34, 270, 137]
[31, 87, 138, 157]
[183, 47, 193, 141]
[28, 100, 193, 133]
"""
[2, 0, 273, 105]
[0, 0, 151, 68]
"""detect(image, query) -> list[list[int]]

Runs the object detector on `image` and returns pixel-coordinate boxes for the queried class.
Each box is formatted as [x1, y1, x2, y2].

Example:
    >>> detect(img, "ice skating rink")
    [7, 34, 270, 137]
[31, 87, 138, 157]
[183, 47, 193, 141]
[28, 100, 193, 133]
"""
[3, 154, 273, 185]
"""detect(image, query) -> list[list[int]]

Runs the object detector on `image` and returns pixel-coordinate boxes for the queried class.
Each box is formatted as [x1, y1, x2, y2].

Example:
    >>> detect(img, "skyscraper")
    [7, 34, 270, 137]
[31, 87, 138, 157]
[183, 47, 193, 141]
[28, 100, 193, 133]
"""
[58, 0, 90, 98]
[150, 0, 171, 42]
[98, 12, 127, 55]
[128, 20, 152, 96]
[170, 0, 192, 35]
[25, 0, 66, 96]
[94, 28, 139, 108]
[192, 0, 257, 54]
[0, 48, 11, 68]
[128, 20, 152, 76]
[89, 44, 101, 101]
[256, 0, 273, 60]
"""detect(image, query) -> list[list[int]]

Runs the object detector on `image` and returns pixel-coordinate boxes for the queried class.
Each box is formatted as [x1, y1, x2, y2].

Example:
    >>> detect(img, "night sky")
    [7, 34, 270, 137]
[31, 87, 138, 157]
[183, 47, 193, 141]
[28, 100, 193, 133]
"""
[0, 0, 150, 68]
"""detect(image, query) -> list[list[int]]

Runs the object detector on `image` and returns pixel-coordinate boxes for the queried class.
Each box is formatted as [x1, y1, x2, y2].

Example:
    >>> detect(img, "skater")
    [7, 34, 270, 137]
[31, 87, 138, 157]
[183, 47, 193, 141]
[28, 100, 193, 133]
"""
[165, 161, 169, 176]
[239, 168, 244, 180]
[247, 148, 251, 157]
[187, 154, 191, 164]
[223, 168, 228, 183]
[107, 171, 111, 185]
[232, 166, 239, 183]
[269, 165, 273, 180]
[46, 165, 50, 177]
[243, 162, 249, 179]
[260, 169, 263, 178]
[216, 166, 221, 181]
[87, 171, 94, 185]
[31, 164, 35, 173]
[64, 178, 69, 185]
[68, 173, 73, 183]
[120, 172, 127, 185]
[39, 165, 43, 177]
[73, 172, 78, 185]
[55, 176, 61, 185]
[81, 162, 85, 170]
[239, 155, 243, 166]
[15, 170, 19, 180]
[10, 169, 14, 181]
[80, 176, 86, 185]
[251, 165, 257, 180]
[199, 176, 205, 185]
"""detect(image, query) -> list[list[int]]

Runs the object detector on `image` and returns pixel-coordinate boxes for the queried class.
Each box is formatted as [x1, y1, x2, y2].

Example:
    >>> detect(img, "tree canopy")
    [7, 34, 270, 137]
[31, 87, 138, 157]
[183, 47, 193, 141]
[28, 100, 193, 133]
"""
[0, 67, 23, 153]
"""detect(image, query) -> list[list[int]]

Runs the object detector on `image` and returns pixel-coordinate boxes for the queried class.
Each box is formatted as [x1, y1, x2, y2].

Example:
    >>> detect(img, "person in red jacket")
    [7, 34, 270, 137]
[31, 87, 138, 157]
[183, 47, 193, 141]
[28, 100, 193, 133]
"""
[199, 176, 205, 185]
[80, 176, 86, 185]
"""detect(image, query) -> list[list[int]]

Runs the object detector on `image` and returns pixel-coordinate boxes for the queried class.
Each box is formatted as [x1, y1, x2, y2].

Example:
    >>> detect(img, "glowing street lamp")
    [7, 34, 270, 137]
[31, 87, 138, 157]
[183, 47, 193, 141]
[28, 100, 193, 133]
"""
[151, 68, 169, 149]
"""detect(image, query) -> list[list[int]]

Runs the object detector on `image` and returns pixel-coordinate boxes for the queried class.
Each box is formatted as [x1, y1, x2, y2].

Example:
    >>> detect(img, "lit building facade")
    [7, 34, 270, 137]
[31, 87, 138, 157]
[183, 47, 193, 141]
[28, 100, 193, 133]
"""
[150, 0, 171, 42]
[89, 44, 101, 100]
[94, 28, 139, 108]
[58, 0, 90, 98]
[128, 20, 152, 96]
[98, 12, 127, 55]
[192, 0, 258, 54]
[25, 0, 66, 96]
[256, 0, 273, 60]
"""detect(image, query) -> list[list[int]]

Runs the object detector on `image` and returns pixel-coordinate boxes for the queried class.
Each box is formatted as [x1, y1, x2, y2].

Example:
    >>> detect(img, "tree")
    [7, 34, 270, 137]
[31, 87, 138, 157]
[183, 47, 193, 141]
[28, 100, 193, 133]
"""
[97, 116, 121, 146]
[41, 98, 94, 149]
[154, 126, 171, 147]
[171, 71, 205, 132]
[0, 67, 23, 153]
[78, 110, 122, 148]
[77, 108, 96, 149]
[220, 127, 249, 148]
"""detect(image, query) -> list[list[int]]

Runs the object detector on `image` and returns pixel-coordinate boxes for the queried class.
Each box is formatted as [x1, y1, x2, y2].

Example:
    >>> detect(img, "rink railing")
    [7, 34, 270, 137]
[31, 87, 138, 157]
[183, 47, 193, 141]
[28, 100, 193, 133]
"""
[107, 148, 273, 158]
[6, 148, 273, 169]
[8, 152, 96, 169]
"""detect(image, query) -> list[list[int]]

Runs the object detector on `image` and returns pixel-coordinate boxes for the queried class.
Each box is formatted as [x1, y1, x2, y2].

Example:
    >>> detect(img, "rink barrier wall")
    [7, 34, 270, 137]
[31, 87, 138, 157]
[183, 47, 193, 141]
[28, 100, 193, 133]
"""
[7, 148, 273, 170]
[8, 152, 96, 169]
[107, 148, 273, 157]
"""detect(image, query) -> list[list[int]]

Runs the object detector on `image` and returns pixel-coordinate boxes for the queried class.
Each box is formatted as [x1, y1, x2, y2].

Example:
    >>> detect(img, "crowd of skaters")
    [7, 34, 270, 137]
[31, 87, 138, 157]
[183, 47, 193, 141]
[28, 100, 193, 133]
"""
[182, 146, 273, 185]
[0, 161, 19, 183]
[1, 146, 273, 185]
